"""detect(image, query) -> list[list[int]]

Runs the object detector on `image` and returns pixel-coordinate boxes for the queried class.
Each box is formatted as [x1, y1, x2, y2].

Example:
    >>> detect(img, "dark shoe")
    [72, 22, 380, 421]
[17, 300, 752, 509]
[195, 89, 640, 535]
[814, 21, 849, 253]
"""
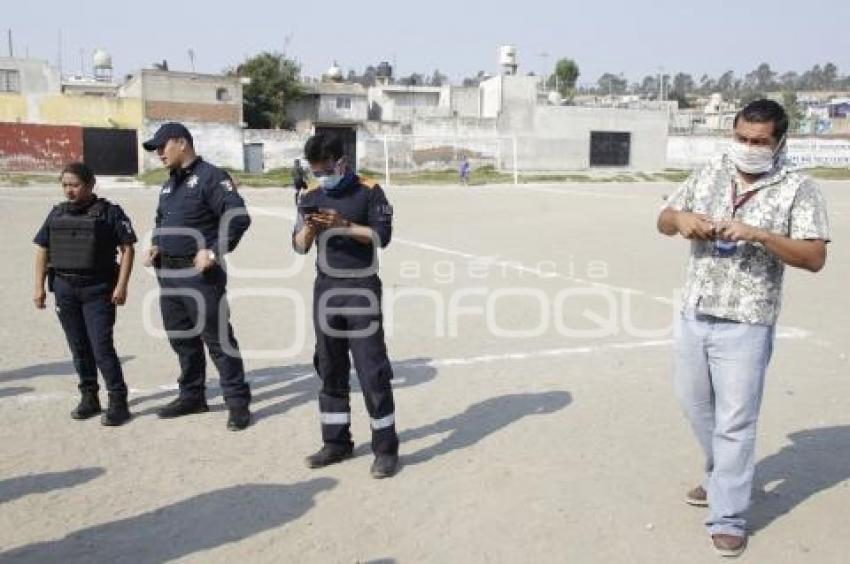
[370, 453, 399, 479]
[71, 391, 101, 420]
[685, 485, 708, 507]
[226, 406, 251, 431]
[305, 444, 354, 469]
[156, 397, 209, 419]
[101, 393, 131, 426]
[712, 534, 747, 557]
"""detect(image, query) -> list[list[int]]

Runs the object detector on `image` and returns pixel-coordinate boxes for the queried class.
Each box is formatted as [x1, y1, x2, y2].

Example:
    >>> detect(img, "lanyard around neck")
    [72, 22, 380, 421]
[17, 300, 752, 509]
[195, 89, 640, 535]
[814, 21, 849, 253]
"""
[731, 180, 758, 217]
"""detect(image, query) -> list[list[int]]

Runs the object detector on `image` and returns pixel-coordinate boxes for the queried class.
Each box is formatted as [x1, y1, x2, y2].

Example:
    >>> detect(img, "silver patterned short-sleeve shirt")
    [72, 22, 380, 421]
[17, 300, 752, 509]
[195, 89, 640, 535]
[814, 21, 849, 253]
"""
[665, 154, 830, 326]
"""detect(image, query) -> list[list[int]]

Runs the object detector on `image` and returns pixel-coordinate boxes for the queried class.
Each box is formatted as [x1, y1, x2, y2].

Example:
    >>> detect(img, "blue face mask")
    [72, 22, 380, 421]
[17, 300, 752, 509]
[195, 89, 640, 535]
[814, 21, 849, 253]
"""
[318, 173, 344, 192]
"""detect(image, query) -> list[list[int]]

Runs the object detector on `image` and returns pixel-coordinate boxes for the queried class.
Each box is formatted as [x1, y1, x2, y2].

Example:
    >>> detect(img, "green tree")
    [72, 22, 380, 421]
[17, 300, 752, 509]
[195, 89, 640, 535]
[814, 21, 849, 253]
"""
[745, 63, 777, 92]
[697, 74, 716, 95]
[547, 58, 580, 98]
[716, 70, 736, 94]
[428, 70, 449, 86]
[779, 71, 800, 91]
[782, 91, 802, 133]
[823, 62, 838, 89]
[597, 72, 627, 95]
[639, 75, 660, 98]
[670, 72, 695, 101]
[234, 52, 302, 129]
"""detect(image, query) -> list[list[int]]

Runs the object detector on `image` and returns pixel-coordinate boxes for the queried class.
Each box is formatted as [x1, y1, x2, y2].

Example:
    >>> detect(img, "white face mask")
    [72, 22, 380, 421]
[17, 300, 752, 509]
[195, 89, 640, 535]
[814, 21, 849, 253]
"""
[728, 136, 784, 174]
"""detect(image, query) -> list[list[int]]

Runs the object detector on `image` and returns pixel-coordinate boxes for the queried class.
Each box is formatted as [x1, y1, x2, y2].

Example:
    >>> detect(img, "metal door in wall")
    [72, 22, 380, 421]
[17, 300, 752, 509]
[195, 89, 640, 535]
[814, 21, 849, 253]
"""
[589, 131, 631, 167]
[244, 143, 264, 173]
[315, 126, 357, 171]
[82, 128, 139, 175]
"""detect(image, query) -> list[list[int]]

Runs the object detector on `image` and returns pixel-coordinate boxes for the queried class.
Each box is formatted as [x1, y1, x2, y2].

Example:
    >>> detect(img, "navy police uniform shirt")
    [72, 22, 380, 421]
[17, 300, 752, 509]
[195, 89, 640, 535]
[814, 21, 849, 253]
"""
[34, 196, 137, 281]
[154, 157, 251, 258]
[293, 173, 393, 274]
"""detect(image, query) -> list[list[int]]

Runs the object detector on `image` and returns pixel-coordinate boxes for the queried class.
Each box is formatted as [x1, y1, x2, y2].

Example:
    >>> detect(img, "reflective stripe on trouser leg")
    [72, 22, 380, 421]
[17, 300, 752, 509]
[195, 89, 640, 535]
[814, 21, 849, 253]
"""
[321, 412, 351, 425]
[319, 409, 352, 446]
[371, 413, 395, 430]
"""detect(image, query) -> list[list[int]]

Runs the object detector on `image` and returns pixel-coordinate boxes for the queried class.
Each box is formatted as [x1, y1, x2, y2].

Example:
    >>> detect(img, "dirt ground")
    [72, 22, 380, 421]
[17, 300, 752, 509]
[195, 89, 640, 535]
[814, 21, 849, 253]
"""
[0, 178, 848, 563]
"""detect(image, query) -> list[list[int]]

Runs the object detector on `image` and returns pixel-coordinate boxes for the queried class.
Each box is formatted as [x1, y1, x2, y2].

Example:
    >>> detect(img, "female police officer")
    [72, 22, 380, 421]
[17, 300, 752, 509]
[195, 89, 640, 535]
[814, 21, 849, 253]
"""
[32, 162, 137, 426]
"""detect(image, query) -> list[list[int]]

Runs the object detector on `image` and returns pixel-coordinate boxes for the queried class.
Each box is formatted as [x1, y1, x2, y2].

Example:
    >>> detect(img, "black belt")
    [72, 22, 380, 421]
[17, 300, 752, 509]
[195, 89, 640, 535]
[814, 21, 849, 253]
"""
[54, 270, 109, 286]
[159, 255, 196, 269]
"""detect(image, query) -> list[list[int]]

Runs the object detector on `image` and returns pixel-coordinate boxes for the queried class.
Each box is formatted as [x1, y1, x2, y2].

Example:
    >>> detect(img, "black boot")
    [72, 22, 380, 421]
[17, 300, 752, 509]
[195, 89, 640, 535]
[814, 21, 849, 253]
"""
[226, 405, 251, 431]
[71, 391, 101, 420]
[101, 393, 131, 426]
[156, 397, 209, 419]
[305, 444, 354, 469]
[370, 453, 400, 479]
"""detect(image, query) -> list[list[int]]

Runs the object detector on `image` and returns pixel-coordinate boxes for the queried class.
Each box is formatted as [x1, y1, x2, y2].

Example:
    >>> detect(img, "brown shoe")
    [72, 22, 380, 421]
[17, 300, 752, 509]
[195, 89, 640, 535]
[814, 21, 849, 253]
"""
[685, 485, 708, 507]
[712, 534, 747, 557]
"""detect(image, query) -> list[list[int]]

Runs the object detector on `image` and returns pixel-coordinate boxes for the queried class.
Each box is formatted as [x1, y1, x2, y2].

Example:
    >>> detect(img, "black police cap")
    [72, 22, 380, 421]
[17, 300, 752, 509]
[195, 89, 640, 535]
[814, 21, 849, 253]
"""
[142, 122, 194, 151]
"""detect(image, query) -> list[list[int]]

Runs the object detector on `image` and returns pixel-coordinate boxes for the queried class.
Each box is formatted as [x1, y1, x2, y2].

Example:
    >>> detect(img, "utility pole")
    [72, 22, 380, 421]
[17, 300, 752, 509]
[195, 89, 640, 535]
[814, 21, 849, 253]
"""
[538, 51, 550, 90]
[57, 29, 63, 76]
[7, 29, 12, 57]
[658, 67, 663, 101]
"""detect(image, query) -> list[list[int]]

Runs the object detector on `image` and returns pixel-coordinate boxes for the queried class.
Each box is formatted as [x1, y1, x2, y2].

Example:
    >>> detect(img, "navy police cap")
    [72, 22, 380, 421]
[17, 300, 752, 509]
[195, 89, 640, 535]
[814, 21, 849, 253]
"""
[142, 122, 193, 151]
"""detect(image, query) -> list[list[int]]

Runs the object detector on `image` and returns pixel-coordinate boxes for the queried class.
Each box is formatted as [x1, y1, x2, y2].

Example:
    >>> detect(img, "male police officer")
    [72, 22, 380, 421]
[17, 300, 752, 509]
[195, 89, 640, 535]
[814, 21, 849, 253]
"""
[33, 162, 136, 426]
[142, 122, 253, 431]
[293, 133, 399, 478]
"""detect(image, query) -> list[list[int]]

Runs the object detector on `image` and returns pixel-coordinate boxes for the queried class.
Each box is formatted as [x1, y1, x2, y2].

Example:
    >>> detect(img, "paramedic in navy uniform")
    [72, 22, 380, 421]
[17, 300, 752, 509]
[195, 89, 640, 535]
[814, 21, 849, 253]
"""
[293, 133, 400, 478]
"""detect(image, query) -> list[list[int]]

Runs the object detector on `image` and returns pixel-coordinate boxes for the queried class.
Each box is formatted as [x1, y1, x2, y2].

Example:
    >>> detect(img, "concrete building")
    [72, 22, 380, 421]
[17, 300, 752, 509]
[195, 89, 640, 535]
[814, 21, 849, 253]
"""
[288, 80, 368, 130]
[127, 69, 245, 171]
[285, 79, 369, 167]
[477, 74, 669, 171]
[368, 84, 452, 121]
[0, 53, 245, 173]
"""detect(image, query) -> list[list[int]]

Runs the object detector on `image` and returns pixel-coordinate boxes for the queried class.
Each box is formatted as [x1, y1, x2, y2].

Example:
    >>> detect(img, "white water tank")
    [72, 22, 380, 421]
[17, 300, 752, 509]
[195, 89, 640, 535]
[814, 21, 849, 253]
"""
[326, 61, 343, 81]
[93, 48, 113, 82]
[499, 45, 518, 75]
[93, 48, 112, 69]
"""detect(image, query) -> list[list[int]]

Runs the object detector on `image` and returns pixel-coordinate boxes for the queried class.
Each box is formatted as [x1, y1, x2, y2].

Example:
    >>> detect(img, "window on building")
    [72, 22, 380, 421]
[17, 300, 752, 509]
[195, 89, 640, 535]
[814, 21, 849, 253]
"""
[0, 69, 21, 93]
[216, 87, 231, 102]
[589, 131, 631, 167]
[336, 97, 352, 110]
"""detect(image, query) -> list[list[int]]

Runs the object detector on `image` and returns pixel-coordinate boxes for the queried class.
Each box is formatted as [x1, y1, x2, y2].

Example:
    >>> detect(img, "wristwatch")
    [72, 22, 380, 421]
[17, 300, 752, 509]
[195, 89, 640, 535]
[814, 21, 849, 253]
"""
[207, 249, 217, 262]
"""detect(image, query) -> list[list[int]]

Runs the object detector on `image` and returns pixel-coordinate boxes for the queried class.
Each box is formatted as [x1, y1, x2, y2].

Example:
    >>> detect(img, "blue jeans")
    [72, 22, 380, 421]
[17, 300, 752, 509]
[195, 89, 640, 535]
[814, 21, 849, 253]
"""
[673, 312, 775, 536]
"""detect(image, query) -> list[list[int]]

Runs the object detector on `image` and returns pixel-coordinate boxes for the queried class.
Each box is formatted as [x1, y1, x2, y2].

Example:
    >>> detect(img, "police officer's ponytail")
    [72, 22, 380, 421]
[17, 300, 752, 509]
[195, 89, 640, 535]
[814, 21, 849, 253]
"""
[60, 162, 96, 188]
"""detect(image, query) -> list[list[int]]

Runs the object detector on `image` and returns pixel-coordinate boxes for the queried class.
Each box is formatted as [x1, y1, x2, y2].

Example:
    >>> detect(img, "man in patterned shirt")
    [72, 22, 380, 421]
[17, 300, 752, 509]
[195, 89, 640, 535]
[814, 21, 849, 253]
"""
[657, 99, 829, 557]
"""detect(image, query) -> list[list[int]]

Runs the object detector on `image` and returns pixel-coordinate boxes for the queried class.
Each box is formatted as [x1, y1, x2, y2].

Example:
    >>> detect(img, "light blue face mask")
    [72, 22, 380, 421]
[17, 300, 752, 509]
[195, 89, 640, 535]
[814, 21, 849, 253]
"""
[317, 173, 344, 191]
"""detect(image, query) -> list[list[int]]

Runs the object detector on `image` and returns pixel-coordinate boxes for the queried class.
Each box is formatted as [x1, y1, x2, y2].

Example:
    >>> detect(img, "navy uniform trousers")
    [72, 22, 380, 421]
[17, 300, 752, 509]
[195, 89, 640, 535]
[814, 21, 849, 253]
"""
[53, 275, 127, 394]
[157, 263, 250, 408]
[313, 274, 398, 455]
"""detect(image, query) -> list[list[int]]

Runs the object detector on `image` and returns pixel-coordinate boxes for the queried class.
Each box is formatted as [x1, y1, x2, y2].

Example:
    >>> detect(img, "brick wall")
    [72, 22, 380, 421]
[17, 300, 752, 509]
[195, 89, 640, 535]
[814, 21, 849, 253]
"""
[0, 123, 83, 171]
[145, 101, 241, 124]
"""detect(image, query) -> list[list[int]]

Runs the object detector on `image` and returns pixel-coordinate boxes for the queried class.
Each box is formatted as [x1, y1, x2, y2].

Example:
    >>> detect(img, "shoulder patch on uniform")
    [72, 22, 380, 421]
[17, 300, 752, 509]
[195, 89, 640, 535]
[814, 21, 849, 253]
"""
[219, 178, 236, 192]
[359, 176, 378, 189]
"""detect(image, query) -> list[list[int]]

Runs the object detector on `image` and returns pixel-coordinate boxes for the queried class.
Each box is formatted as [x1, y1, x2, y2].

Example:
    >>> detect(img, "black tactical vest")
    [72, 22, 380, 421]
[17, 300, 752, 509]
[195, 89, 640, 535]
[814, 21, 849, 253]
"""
[48, 200, 108, 270]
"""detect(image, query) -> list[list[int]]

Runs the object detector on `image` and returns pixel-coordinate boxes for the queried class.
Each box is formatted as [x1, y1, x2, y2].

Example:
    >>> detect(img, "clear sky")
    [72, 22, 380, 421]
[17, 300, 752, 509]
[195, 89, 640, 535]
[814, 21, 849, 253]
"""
[4, 0, 849, 87]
